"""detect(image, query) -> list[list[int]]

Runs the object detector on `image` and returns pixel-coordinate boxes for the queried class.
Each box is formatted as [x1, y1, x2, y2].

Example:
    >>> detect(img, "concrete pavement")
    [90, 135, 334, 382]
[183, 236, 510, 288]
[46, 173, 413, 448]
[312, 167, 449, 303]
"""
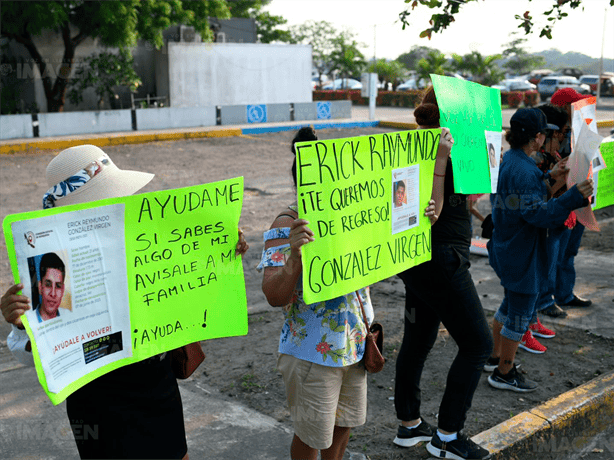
[0, 103, 613, 460]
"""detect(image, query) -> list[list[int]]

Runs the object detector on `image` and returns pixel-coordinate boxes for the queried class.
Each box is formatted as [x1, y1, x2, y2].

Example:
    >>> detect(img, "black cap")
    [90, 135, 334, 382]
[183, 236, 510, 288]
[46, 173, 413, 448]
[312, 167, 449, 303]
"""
[510, 108, 559, 136]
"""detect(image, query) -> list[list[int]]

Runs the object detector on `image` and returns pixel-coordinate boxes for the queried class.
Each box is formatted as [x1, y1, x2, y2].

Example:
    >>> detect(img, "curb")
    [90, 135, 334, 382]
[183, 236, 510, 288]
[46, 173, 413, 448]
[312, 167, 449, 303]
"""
[0, 128, 243, 155]
[0, 120, 380, 155]
[597, 119, 614, 128]
[471, 370, 614, 459]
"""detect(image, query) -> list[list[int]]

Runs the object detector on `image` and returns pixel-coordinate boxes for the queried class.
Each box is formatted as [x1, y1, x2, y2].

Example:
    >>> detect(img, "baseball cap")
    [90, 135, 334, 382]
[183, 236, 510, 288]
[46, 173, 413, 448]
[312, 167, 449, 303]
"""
[550, 88, 590, 106]
[510, 108, 559, 136]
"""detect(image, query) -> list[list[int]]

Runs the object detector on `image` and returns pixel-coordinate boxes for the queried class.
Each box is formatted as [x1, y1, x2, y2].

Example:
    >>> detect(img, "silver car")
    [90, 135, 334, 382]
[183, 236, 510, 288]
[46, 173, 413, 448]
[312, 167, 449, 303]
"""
[537, 76, 591, 101]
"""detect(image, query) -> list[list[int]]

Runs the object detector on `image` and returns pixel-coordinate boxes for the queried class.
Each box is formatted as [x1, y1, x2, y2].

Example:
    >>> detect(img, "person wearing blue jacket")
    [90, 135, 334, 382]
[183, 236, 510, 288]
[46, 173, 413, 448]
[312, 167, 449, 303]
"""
[486, 108, 594, 392]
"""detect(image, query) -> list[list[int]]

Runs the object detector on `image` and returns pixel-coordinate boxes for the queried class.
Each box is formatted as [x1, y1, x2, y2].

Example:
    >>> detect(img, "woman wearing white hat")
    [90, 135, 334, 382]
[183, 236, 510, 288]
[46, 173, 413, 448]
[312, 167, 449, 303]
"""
[0, 144, 248, 459]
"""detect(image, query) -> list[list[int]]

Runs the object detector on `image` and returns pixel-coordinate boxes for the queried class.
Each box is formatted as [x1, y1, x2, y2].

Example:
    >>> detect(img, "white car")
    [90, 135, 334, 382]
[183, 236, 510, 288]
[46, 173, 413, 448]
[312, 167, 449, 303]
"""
[537, 76, 591, 101]
[491, 79, 536, 92]
[322, 78, 362, 90]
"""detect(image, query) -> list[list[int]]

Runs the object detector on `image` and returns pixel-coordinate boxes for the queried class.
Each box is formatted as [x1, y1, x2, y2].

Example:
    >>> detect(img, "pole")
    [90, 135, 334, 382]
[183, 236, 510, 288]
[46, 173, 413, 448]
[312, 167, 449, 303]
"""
[369, 73, 377, 120]
[596, 8, 606, 105]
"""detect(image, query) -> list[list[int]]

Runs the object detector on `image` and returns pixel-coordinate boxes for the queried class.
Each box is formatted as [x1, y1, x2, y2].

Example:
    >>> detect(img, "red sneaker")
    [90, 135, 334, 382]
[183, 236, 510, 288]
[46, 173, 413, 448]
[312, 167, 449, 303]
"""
[519, 330, 547, 354]
[529, 318, 555, 339]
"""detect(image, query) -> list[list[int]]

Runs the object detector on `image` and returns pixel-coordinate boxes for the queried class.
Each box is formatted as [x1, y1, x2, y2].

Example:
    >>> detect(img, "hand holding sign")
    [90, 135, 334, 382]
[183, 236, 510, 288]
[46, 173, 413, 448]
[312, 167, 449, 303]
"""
[289, 219, 315, 260]
[0, 283, 30, 329]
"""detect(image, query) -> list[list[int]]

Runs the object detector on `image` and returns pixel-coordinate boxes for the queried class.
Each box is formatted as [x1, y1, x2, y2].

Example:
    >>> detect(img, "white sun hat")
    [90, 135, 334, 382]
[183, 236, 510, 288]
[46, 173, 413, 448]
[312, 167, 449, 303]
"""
[44, 144, 154, 208]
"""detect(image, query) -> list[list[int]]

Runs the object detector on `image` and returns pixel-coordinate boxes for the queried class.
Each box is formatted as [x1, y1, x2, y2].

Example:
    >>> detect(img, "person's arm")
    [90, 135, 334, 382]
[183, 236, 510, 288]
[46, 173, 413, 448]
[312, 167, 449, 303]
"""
[468, 199, 486, 222]
[261, 217, 314, 307]
[1, 283, 35, 366]
[519, 177, 593, 228]
[430, 127, 454, 221]
[7, 325, 34, 366]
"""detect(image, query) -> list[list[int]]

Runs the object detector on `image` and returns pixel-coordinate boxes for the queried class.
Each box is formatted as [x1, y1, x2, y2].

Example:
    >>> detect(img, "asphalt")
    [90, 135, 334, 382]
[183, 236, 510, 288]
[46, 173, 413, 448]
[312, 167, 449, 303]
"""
[0, 103, 613, 460]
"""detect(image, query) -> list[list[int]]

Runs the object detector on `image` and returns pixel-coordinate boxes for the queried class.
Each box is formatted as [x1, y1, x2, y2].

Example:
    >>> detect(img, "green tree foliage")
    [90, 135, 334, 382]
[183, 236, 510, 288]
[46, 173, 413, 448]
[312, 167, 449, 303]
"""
[398, 0, 613, 40]
[227, 1, 291, 43]
[67, 50, 142, 109]
[416, 50, 450, 86]
[502, 36, 546, 75]
[396, 45, 440, 70]
[451, 51, 504, 86]
[329, 30, 367, 87]
[289, 20, 337, 86]
[367, 59, 406, 90]
[1, 0, 230, 112]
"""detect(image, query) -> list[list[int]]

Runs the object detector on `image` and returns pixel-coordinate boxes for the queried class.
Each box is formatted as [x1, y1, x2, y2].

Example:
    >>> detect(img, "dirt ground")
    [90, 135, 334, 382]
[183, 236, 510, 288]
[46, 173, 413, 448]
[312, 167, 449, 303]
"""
[0, 127, 613, 459]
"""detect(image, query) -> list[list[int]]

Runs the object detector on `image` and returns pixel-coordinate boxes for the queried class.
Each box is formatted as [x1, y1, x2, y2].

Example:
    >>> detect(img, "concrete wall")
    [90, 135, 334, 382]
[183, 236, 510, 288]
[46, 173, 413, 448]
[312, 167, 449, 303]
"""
[165, 43, 312, 108]
[0, 114, 33, 140]
[136, 107, 216, 130]
[38, 110, 132, 137]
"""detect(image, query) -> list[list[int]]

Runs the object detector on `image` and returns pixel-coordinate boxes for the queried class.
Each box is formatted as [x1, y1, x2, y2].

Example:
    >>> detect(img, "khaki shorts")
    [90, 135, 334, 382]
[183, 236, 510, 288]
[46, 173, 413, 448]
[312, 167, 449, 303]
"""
[277, 353, 367, 450]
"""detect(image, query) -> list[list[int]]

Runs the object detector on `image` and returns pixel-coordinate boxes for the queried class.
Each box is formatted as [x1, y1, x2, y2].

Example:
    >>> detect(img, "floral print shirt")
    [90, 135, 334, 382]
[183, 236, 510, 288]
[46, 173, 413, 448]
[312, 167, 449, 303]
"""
[258, 214, 374, 367]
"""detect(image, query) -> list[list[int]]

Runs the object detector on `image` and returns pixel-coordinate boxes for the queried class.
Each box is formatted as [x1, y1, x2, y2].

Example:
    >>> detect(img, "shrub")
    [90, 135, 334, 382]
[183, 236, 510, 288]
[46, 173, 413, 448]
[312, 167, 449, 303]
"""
[524, 90, 539, 107]
[507, 92, 524, 108]
[312, 90, 421, 108]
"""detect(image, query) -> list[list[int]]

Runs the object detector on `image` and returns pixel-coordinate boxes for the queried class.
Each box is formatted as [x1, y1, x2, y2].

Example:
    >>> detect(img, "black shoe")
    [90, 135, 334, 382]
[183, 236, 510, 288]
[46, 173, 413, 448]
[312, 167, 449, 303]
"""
[483, 357, 520, 373]
[542, 304, 568, 318]
[560, 294, 592, 308]
[393, 419, 435, 447]
[426, 431, 491, 459]
[487, 364, 538, 393]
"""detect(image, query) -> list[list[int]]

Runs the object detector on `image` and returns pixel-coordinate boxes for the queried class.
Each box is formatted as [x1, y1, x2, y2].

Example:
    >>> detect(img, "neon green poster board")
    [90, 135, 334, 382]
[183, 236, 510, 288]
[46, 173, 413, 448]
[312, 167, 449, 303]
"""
[431, 74, 503, 194]
[3, 178, 247, 404]
[594, 141, 614, 210]
[296, 130, 439, 304]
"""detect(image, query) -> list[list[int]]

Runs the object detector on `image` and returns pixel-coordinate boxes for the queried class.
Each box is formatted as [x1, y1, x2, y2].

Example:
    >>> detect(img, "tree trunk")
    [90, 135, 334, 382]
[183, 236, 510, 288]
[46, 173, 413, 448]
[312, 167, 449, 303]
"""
[14, 23, 82, 112]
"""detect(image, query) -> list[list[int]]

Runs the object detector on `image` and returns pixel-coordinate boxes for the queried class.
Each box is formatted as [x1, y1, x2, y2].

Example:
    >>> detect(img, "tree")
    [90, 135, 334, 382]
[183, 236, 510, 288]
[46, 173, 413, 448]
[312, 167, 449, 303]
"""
[398, 0, 614, 40]
[227, 1, 292, 43]
[451, 51, 504, 86]
[1, 0, 230, 112]
[289, 20, 337, 87]
[416, 50, 450, 87]
[396, 45, 440, 71]
[328, 31, 367, 88]
[502, 36, 546, 76]
[67, 50, 142, 109]
[367, 59, 406, 90]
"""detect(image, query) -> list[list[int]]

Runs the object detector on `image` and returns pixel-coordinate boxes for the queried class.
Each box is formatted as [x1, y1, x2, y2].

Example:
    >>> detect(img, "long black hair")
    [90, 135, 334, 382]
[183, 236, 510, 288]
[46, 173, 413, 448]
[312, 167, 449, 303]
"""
[290, 127, 318, 187]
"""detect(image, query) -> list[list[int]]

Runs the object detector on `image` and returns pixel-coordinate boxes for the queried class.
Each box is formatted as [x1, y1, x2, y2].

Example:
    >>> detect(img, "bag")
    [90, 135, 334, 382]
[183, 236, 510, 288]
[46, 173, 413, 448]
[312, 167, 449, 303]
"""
[170, 342, 205, 379]
[481, 214, 494, 239]
[356, 291, 385, 373]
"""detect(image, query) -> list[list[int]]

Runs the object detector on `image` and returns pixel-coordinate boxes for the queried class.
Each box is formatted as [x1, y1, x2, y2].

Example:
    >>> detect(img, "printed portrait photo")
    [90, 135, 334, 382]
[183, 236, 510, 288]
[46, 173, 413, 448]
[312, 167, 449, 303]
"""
[393, 180, 407, 208]
[488, 142, 498, 169]
[27, 251, 72, 323]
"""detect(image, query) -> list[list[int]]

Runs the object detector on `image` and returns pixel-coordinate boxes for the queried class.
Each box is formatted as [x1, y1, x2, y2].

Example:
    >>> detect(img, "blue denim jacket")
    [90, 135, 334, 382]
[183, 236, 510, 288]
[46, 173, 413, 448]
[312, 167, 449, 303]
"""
[488, 149, 586, 294]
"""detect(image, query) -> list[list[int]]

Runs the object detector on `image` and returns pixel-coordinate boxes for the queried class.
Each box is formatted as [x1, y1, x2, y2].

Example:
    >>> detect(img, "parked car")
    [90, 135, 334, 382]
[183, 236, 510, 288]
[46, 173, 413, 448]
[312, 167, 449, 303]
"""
[551, 67, 583, 80]
[601, 75, 614, 96]
[321, 78, 362, 90]
[526, 69, 553, 85]
[491, 79, 536, 92]
[579, 75, 599, 95]
[537, 76, 591, 101]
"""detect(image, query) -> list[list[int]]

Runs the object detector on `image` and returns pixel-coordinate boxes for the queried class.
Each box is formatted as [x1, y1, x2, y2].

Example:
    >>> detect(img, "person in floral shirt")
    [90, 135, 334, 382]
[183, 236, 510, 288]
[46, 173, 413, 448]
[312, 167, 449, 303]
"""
[259, 127, 373, 460]
[260, 127, 440, 460]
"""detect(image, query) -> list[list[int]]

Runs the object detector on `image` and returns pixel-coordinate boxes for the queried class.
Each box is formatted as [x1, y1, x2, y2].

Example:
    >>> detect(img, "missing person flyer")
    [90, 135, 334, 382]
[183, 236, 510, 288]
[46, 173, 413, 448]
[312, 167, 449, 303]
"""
[3, 178, 248, 404]
[11, 205, 131, 394]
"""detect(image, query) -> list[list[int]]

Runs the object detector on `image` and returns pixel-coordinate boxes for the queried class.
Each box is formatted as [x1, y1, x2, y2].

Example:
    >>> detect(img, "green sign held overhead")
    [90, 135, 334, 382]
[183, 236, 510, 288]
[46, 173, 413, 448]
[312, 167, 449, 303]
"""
[431, 74, 502, 194]
[296, 130, 440, 304]
[594, 141, 614, 211]
[3, 178, 247, 404]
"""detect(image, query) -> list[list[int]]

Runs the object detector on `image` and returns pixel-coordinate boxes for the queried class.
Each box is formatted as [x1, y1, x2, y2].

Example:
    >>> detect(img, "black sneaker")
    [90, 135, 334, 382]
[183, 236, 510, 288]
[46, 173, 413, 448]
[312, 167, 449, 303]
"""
[487, 364, 538, 392]
[483, 357, 520, 373]
[542, 304, 568, 318]
[426, 431, 491, 459]
[393, 419, 435, 447]
[560, 294, 592, 308]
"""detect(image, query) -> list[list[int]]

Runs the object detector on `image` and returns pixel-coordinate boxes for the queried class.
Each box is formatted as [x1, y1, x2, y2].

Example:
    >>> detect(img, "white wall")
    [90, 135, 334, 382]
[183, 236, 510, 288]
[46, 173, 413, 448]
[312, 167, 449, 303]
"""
[164, 43, 312, 108]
